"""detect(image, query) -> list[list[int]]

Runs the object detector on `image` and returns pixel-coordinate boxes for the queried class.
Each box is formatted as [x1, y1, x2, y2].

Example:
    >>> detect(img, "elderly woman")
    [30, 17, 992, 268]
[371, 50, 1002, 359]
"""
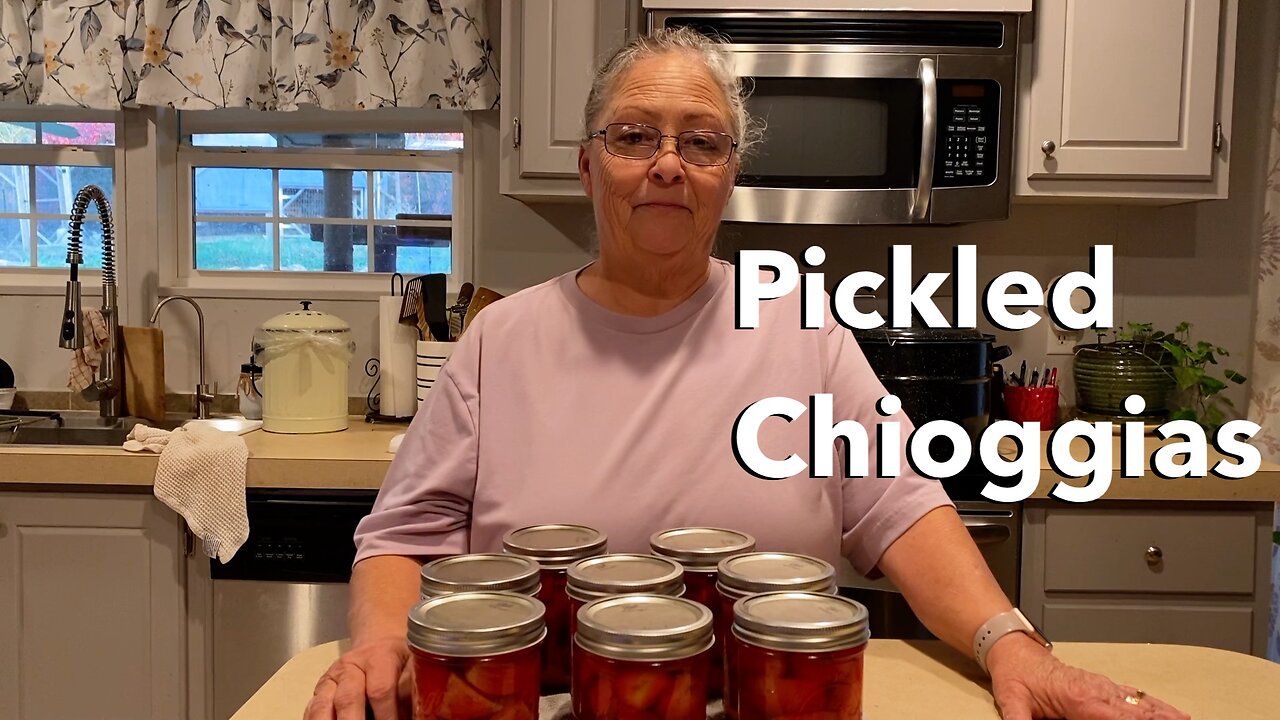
[306, 28, 1187, 720]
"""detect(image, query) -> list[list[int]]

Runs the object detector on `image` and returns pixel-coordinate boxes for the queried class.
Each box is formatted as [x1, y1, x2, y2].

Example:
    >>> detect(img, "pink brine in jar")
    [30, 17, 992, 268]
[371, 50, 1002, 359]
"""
[716, 552, 837, 720]
[649, 527, 756, 699]
[407, 591, 545, 720]
[732, 591, 870, 720]
[502, 523, 607, 694]
[572, 595, 714, 720]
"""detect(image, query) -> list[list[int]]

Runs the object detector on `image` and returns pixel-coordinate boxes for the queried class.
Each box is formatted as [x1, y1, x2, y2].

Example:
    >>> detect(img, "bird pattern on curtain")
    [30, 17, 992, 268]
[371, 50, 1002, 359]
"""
[1247, 37, 1280, 664]
[0, 0, 497, 110]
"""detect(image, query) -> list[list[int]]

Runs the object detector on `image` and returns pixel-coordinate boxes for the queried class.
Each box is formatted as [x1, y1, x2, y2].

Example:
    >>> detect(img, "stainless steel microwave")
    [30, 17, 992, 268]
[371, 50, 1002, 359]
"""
[644, 10, 1021, 225]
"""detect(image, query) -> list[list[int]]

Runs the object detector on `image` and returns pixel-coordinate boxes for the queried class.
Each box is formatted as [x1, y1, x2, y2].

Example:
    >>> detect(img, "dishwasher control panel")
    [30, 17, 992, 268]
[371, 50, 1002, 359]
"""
[210, 489, 377, 583]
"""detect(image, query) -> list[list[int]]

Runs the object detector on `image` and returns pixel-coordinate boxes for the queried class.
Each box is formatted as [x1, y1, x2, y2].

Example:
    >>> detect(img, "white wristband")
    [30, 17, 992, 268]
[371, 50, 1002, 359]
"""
[973, 608, 1051, 675]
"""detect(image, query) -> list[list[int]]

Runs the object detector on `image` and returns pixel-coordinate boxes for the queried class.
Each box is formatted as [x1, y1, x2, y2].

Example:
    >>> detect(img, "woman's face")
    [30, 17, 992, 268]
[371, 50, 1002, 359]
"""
[578, 53, 738, 269]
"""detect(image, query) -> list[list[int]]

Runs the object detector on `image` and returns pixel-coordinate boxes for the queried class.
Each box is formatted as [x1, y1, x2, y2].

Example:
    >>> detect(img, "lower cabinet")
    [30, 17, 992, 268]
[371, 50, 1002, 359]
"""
[0, 490, 187, 720]
[1020, 501, 1273, 657]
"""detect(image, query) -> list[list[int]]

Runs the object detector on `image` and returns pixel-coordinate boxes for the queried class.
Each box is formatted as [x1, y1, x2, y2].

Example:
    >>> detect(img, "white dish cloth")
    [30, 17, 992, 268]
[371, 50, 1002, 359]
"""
[125, 423, 250, 563]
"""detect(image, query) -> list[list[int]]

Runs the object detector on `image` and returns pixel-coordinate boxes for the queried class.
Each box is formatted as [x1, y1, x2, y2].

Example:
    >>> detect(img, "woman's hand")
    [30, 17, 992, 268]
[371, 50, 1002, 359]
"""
[989, 634, 1190, 720]
[303, 636, 412, 720]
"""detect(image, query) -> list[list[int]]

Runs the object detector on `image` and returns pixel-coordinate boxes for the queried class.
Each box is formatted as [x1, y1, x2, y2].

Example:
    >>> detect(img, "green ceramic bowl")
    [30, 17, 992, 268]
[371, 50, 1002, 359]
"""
[1072, 342, 1175, 416]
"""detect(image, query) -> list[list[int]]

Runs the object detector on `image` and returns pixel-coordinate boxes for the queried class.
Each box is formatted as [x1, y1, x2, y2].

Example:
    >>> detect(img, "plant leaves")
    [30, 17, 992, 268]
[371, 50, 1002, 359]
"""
[1200, 376, 1227, 394]
[1172, 366, 1202, 391]
[293, 32, 319, 46]
[193, 0, 210, 41]
[1169, 408, 1197, 422]
[1159, 340, 1186, 363]
[80, 8, 103, 51]
[1225, 369, 1247, 384]
[1203, 405, 1225, 430]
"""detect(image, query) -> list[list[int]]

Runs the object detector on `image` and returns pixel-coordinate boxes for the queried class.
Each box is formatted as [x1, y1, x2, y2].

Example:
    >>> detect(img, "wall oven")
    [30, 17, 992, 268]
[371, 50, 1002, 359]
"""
[645, 10, 1021, 224]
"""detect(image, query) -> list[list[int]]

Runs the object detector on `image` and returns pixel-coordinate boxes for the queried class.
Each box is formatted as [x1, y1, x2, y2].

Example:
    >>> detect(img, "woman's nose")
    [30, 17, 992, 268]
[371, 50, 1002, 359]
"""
[648, 138, 685, 185]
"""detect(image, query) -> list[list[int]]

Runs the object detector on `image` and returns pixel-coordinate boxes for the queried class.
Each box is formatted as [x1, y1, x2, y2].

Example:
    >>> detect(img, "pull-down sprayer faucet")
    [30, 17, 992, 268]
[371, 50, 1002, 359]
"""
[58, 184, 121, 421]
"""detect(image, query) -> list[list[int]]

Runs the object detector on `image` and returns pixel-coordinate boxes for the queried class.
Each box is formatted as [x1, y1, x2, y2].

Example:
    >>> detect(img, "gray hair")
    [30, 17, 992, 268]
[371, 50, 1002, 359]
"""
[582, 26, 763, 164]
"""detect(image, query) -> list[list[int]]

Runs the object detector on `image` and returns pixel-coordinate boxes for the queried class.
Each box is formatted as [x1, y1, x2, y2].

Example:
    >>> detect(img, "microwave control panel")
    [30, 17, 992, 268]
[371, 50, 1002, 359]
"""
[935, 80, 1000, 187]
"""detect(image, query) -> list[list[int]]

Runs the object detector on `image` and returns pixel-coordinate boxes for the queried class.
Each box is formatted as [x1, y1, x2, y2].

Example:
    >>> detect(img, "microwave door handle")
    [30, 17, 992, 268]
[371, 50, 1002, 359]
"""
[911, 57, 937, 222]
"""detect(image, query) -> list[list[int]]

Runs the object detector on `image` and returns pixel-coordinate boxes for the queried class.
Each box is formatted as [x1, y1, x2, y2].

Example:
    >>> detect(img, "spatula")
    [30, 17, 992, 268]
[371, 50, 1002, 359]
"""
[399, 275, 426, 340]
[423, 274, 450, 343]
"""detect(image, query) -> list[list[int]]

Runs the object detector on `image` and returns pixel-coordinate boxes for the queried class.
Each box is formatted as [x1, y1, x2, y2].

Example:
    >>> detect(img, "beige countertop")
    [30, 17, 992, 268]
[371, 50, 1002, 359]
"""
[0, 417, 403, 489]
[231, 639, 1280, 720]
[2, 421, 1277, 500]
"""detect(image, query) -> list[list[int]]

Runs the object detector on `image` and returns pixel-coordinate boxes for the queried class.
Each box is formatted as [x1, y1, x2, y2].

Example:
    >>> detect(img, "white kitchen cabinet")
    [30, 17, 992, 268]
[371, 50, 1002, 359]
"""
[1015, 0, 1238, 200]
[1020, 501, 1273, 657]
[500, 0, 641, 199]
[0, 491, 186, 720]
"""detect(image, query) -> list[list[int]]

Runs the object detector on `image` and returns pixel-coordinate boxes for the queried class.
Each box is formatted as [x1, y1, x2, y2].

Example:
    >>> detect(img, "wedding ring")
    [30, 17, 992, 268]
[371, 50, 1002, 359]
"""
[1123, 689, 1146, 705]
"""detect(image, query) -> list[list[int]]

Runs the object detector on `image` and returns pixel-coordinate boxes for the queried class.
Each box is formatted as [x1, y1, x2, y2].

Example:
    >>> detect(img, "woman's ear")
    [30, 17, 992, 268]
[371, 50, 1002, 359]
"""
[578, 145, 593, 198]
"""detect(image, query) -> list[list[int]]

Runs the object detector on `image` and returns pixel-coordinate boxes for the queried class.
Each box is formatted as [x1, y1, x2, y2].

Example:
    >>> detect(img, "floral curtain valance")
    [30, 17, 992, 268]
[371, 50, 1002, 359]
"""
[0, 0, 496, 111]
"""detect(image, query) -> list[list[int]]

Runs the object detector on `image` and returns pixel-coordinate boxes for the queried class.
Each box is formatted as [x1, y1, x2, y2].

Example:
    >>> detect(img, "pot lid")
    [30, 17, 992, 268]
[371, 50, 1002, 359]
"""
[260, 301, 350, 332]
[853, 325, 991, 342]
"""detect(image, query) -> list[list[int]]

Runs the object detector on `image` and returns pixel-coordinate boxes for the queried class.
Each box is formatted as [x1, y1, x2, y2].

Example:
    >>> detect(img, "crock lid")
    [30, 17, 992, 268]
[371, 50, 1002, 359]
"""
[260, 301, 350, 332]
[853, 326, 991, 342]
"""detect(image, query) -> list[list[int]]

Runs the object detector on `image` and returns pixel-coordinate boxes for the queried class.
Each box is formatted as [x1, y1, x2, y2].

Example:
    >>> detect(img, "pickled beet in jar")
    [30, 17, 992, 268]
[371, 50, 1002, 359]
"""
[567, 553, 685, 637]
[573, 594, 714, 720]
[420, 553, 542, 599]
[716, 552, 837, 720]
[502, 523, 607, 694]
[650, 528, 756, 699]
[407, 591, 546, 720]
[730, 592, 870, 720]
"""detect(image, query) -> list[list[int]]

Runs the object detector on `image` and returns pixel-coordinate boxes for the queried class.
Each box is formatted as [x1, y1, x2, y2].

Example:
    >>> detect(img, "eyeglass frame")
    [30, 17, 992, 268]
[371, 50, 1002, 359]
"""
[586, 122, 739, 167]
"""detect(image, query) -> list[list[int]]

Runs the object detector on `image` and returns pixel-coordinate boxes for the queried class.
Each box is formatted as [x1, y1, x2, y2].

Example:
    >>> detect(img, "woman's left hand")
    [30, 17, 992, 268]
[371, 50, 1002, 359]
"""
[988, 634, 1190, 720]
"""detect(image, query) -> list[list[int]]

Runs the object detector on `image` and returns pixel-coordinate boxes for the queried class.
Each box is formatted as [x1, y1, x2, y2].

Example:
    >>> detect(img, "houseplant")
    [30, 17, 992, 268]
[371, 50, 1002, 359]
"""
[1073, 322, 1246, 431]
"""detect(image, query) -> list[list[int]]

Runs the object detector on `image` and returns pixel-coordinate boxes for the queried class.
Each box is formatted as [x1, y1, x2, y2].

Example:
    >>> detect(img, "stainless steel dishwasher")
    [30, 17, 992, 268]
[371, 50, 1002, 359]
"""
[210, 489, 378, 720]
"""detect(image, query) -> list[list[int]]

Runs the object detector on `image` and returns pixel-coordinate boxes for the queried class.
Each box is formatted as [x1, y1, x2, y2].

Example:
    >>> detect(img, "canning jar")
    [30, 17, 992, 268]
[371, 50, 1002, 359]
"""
[407, 591, 545, 720]
[566, 553, 685, 636]
[650, 527, 755, 698]
[572, 595, 713, 720]
[730, 591, 869, 720]
[716, 552, 837, 720]
[502, 523, 607, 694]
[420, 553, 542, 599]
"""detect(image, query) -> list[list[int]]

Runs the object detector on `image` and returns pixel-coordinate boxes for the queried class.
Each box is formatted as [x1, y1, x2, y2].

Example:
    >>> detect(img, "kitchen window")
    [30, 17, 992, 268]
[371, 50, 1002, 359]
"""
[0, 108, 117, 270]
[176, 109, 468, 289]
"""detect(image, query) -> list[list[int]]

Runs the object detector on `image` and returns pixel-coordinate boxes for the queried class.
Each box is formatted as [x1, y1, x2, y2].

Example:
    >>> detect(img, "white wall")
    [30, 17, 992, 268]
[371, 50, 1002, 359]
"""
[2, 0, 1275, 415]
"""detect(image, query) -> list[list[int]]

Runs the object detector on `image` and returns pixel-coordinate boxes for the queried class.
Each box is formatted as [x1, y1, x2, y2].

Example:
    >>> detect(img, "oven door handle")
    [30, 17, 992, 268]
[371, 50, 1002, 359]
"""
[911, 57, 937, 223]
[965, 521, 1011, 546]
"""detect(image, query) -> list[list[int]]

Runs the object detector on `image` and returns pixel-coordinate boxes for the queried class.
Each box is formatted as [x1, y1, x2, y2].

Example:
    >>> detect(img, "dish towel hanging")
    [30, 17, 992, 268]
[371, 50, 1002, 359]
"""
[125, 423, 250, 563]
[67, 308, 110, 392]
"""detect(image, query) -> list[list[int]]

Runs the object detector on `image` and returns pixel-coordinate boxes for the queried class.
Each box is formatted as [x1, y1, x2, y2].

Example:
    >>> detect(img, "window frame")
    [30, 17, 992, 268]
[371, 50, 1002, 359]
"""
[0, 106, 121, 284]
[169, 108, 472, 298]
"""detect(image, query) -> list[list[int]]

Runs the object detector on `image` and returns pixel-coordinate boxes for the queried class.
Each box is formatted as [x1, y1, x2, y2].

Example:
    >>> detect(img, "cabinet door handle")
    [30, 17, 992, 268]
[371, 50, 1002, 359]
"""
[1041, 140, 1056, 157]
[1145, 545, 1163, 565]
[512, 117, 521, 149]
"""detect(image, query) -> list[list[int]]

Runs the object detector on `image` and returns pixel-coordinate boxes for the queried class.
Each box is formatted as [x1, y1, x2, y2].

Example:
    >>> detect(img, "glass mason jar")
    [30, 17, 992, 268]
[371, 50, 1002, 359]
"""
[650, 527, 756, 699]
[730, 592, 869, 720]
[716, 552, 837, 720]
[567, 553, 685, 637]
[502, 523, 607, 694]
[407, 591, 546, 720]
[420, 553, 542, 600]
[573, 595, 713, 720]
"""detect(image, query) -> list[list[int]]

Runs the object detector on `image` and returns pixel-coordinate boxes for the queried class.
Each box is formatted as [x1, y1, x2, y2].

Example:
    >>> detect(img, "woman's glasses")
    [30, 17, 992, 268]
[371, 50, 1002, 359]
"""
[587, 123, 737, 167]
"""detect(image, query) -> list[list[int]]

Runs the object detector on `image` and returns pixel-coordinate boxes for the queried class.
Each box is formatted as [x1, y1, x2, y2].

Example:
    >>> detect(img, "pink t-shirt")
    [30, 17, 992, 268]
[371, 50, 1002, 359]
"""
[353, 258, 953, 577]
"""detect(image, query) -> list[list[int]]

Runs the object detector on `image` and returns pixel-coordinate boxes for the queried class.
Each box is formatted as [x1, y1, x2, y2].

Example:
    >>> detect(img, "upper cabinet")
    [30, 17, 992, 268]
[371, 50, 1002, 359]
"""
[1016, 0, 1238, 201]
[500, 0, 640, 199]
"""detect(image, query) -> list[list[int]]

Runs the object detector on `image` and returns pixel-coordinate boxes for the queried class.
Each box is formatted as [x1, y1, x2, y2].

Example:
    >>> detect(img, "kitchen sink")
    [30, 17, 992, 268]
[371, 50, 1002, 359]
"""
[0, 411, 186, 447]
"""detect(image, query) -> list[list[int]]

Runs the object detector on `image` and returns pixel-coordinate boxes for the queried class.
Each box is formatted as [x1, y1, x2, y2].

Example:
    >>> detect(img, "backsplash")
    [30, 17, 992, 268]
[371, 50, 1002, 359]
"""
[9, 391, 379, 419]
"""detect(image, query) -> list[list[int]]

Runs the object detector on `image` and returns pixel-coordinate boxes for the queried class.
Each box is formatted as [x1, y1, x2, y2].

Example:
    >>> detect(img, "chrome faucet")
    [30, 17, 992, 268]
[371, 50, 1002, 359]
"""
[58, 185, 121, 421]
[151, 295, 215, 420]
